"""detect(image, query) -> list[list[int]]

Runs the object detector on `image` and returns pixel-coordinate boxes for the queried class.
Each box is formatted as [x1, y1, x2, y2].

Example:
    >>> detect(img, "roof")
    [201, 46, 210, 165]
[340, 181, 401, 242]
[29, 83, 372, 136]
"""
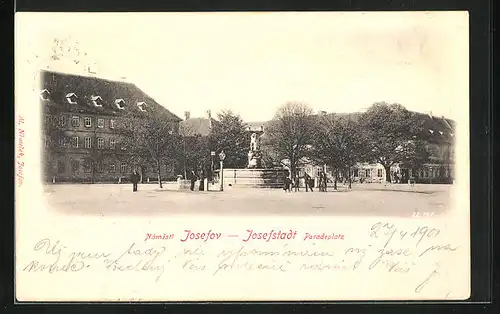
[40, 70, 181, 121]
[248, 110, 455, 145]
[412, 112, 455, 144]
[179, 117, 219, 136]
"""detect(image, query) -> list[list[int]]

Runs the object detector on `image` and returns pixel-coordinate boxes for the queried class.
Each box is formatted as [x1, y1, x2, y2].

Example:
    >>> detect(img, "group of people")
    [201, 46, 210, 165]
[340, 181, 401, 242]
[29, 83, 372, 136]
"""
[189, 170, 206, 191]
[283, 172, 329, 193]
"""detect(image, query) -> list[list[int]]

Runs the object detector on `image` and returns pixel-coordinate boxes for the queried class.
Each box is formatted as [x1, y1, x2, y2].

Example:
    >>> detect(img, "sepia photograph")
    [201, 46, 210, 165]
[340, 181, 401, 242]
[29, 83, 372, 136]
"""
[15, 12, 470, 301]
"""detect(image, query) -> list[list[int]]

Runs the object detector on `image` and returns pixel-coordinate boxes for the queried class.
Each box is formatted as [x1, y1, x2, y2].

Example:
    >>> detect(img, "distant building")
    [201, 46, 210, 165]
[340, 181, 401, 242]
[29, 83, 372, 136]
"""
[248, 110, 455, 184]
[347, 111, 455, 184]
[41, 70, 181, 183]
[179, 110, 219, 137]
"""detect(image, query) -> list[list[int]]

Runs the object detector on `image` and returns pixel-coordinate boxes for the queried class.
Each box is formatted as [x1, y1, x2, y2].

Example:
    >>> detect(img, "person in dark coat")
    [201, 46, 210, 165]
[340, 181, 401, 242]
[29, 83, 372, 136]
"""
[198, 168, 205, 191]
[318, 172, 325, 192]
[283, 176, 291, 192]
[304, 172, 313, 192]
[190, 170, 197, 191]
[130, 170, 140, 192]
[294, 174, 300, 192]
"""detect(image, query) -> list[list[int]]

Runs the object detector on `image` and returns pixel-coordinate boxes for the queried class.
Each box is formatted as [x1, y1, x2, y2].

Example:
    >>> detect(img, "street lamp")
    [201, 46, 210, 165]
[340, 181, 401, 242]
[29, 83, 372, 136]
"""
[219, 150, 226, 191]
[211, 151, 215, 185]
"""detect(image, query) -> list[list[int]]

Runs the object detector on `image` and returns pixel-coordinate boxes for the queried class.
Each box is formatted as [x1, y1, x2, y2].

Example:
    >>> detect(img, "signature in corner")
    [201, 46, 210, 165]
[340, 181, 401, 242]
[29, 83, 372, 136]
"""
[414, 263, 440, 293]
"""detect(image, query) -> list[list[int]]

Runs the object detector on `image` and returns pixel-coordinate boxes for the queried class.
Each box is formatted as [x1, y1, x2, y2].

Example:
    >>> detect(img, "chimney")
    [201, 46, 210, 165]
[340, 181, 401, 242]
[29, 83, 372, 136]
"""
[428, 111, 433, 118]
[184, 111, 190, 120]
[206, 110, 212, 119]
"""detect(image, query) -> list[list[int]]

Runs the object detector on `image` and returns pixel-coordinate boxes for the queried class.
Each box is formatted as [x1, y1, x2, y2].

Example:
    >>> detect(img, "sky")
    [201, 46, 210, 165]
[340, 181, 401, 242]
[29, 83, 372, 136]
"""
[18, 12, 468, 122]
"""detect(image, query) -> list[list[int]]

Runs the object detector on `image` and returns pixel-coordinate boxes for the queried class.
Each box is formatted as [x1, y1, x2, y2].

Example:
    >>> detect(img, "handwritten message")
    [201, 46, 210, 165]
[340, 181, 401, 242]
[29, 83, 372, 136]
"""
[21, 222, 460, 296]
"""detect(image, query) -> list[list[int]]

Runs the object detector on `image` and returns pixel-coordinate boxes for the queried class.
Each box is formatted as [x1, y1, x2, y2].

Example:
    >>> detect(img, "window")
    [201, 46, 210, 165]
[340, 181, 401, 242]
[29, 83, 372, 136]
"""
[110, 139, 116, 149]
[110, 119, 116, 129]
[57, 161, 65, 174]
[44, 136, 50, 147]
[40, 89, 50, 101]
[58, 137, 65, 148]
[365, 169, 371, 177]
[121, 164, 128, 173]
[96, 162, 103, 173]
[377, 169, 383, 177]
[97, 118, 104, 128]
[60, 116, 66, 127]
[115, 99, 125, 110]
[66, 93, 78, 104]
[109, 164, 116, 173]
[84, 117, 92, 128]
[353, 169, 359, 177]
[85, 137, 92, 149]
[71, 160, 79, 172]
[44, 115, 51, 123]
[84, 160, 91, 173]
[137, 102, 147, 112]
[71, 136, 79, 148]
[71, 116, 79, 127]
[97, 138, 104, 149]
[91, 95, 103, 107]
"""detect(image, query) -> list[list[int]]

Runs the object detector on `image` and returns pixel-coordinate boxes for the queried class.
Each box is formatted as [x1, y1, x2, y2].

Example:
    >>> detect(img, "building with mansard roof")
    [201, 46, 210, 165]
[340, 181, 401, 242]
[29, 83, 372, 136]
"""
[41, 70, 182, 183]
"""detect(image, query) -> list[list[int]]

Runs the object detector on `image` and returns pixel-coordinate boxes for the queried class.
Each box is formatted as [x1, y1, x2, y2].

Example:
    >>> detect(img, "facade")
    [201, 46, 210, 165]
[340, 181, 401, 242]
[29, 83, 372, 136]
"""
[41, 70, 181, 183]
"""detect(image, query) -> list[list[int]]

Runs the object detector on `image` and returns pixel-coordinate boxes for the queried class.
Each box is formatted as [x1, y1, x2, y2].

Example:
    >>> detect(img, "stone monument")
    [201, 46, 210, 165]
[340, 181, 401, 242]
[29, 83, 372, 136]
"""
[247, 133, 261, 168]
[219, 127, 286, 189]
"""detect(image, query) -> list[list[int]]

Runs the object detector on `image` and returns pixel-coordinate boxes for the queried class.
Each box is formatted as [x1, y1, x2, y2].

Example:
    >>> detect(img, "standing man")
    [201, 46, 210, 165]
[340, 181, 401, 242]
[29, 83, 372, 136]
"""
[304, 172, 313, 192]
[130, 169, 140, 192]
[294, 174, 300, 192]
[319, 172, 325, 192]
[198, 167, 205, 191]
[190, 170, 197, 191]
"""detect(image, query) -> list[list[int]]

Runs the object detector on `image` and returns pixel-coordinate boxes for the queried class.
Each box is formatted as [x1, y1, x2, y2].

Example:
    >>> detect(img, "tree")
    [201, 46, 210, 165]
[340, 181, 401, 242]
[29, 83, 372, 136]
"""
[262, 102, 315, 179]
[123, 106, 180, 188]
[312, 113, 368, 189]
[182, 134, 211, 178]
[208, 110, 248, 169]
[360, 102, 426, 182]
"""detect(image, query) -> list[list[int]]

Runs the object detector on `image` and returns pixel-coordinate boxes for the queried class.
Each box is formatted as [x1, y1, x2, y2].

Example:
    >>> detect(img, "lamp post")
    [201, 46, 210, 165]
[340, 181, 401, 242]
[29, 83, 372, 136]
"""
[211, 151, 215, 185]
[219, 150, 226, 191]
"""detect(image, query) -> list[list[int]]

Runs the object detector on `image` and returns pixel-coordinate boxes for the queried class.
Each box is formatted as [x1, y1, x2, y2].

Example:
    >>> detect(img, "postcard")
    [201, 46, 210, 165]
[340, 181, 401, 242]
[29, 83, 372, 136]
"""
[15, 11, 470, 301]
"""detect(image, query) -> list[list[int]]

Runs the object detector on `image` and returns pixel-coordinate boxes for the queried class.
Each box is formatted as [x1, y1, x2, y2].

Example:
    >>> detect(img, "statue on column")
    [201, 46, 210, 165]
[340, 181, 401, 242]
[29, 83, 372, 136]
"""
[247, 133, 261, 168]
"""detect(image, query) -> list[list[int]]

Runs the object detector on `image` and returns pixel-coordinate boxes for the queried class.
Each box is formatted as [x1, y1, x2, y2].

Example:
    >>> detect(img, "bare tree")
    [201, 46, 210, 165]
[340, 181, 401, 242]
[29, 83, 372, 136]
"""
[123, 106, 180, 188]
[263, 102, 315, 179]
[312, 113, 368, 189]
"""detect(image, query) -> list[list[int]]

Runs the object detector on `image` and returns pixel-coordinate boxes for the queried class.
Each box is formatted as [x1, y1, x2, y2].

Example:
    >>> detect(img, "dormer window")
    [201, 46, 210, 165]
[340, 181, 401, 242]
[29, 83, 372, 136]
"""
[428, 129, 434, 134]
[91, 95, 103, 107]
[115, 99, 125, 110]
[137, 102, 147, 112]
[438, 131, 444, 135]
[66, 93, 78, 104]
[40, 89, 50, 101]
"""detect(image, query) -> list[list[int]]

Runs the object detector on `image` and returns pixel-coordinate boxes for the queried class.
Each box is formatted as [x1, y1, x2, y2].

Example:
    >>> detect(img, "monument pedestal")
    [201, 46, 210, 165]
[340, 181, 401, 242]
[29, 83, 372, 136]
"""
[221, 168, 287, 189]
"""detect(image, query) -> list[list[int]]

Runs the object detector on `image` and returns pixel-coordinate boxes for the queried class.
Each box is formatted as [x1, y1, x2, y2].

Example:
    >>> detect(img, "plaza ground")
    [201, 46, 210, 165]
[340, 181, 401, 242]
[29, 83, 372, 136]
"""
[43, 182, 452, 218]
